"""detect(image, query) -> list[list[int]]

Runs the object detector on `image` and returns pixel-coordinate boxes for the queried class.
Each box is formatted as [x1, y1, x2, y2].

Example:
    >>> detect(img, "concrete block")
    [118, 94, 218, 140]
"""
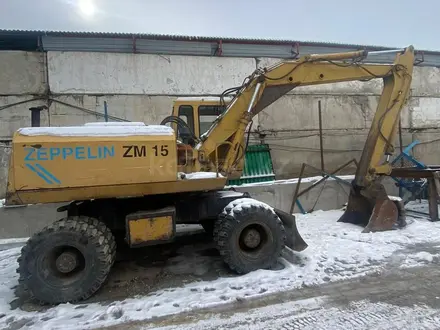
[95, 95, 176, 124]
[0, 51, 45, 95]
[48, 95, 177, 126]
[258, 94, 376, 131]
[47, 51, 255, 95]
[0, 96, 50, 139]
[264, 129, 413, 179]
[0, 143, 11, 199]
[0, 203, 66, 239]
[233, 179, 351, 214]
[409, 97, 440, 129]
[412, 130, 440, 166]
[412, 66, 440, 97]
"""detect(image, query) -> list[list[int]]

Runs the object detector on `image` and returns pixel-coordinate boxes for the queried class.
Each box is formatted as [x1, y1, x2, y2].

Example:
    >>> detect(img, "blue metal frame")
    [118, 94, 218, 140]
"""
[390, 140, 428, 201]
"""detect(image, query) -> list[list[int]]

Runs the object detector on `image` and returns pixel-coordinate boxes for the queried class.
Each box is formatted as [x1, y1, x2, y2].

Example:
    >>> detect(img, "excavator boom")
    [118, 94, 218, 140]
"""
[197, 45, 415, 232]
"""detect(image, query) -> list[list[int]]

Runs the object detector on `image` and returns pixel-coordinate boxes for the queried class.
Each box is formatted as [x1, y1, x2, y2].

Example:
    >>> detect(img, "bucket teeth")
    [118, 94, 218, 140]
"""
[362, 199, 399, 233]
[338, 183, 407, 233]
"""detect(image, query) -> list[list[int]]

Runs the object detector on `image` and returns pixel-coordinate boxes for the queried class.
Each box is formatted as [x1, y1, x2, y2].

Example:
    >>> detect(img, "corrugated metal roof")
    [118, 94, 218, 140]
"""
[0, 29, 438, 66]
[1, 28, 437, 52]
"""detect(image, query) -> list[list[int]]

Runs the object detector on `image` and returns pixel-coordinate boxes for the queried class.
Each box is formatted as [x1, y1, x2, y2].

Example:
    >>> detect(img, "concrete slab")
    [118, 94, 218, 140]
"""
[0, 96, 49, 139]
[0, 203, 66, 239]
[47, 52, 255, 95]
[0, 51, 45, 95]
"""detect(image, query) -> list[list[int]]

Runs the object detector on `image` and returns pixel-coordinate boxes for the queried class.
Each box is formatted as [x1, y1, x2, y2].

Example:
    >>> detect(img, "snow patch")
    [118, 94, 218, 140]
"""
[400, 251, 440, 269]
[0, 237, 29, 245]
[83, 122, 146, 126]
[224, 197, 275, 215]
[0, 199, 4, 208]
[17, 125, 174, 137]
[179, 172, 225, 180]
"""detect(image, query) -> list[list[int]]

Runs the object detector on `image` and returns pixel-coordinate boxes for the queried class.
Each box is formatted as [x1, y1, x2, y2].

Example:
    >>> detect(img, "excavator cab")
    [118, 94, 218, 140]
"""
[163, 97, 245, 179]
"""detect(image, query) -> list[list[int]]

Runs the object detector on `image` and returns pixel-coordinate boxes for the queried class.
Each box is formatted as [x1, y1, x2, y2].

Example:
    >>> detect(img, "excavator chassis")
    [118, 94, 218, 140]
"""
[338, 180, 407, 232]
[15, 189, 307, 305]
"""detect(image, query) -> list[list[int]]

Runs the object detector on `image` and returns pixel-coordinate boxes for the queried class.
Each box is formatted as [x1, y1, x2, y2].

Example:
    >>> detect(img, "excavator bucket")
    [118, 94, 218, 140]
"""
[338, 184, 407, 233]
[274, 209, 308, 252]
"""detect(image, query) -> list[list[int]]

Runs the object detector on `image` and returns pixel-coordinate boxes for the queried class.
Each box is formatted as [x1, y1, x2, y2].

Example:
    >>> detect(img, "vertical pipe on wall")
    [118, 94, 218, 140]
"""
[104, 101, 109, 122]
[318, 100, 324, 172]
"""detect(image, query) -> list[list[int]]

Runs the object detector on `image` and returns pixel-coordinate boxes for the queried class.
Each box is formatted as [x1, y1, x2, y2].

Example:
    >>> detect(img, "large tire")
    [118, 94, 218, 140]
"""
[213, 198, 286, 274]
[16, 216, 116, 304]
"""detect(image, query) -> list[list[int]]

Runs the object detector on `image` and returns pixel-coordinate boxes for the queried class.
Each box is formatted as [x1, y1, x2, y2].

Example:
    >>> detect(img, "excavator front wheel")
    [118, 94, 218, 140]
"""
[213, 199, 286, 274]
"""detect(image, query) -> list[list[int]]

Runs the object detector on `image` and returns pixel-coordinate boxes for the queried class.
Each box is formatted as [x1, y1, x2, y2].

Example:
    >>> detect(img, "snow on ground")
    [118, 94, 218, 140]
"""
[0, 237, 29, 245]
[148, 297, 440, 330]
[1, 201, 440, 329]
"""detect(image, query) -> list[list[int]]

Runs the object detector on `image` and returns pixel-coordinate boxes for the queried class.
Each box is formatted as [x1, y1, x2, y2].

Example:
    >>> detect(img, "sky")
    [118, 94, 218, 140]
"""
[1, 0, 439, 50]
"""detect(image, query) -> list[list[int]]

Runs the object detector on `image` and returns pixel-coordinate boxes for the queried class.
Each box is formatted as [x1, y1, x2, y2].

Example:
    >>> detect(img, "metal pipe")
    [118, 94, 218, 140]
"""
[104, 101, 108, 122]
[306, 50, 367, 61]
[246, 83, 262, 113]
[398, 118, 404, 198]
[367, 49, 405, 56]
[318, 100, 324, 171]
[296, 159, 356, 198]
[290, 163, 306, 214]
[29, 106, 47, 127]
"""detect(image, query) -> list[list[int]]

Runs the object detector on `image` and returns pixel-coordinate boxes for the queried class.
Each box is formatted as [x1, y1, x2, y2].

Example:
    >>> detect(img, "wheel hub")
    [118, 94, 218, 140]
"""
[55, 251, 80, 273]
[242, 228, 261, 249]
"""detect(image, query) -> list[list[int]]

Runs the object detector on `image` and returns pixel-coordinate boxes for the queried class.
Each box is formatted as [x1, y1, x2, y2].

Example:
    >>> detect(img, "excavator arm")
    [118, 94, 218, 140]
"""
[196, 45, 415, 232]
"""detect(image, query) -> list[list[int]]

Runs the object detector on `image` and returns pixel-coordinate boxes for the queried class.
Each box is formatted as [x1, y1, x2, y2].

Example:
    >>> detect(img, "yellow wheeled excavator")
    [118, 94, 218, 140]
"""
[5, 45, 415, 305]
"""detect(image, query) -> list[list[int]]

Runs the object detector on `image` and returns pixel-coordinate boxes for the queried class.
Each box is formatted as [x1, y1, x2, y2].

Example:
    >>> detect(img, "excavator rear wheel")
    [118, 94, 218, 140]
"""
[16, 216, 116, 305]
[214, 199, 286, 274]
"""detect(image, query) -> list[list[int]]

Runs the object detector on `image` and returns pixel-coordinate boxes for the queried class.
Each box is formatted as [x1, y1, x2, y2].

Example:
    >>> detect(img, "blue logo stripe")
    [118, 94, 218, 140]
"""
[25, 163, 53, 184]
[35, 163, 61, 184]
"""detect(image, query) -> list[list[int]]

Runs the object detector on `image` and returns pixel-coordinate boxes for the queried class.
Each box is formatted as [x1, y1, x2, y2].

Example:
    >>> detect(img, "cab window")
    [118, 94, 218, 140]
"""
[178, 105, 195, 135]
[198, 105, 226, 136]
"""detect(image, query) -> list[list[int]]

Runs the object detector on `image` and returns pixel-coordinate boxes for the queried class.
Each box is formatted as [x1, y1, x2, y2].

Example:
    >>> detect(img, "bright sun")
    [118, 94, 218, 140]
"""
[78, 0, 95, 17]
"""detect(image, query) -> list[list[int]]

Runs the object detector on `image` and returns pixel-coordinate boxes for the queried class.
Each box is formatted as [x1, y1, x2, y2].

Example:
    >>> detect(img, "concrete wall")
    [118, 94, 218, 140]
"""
[1, 50, 440, 196]
[0, 51, 45, 95]
[47, 52, 255, 95]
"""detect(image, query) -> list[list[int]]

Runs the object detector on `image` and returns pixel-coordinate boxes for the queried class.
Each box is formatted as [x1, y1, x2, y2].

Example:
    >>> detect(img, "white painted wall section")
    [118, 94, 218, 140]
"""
[410, 97, 440, 128]
[0, 51, 45, 95]
[411, 67, 440, 97]
[258, 94, 378, 131]
[47, 52, 256, 95]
